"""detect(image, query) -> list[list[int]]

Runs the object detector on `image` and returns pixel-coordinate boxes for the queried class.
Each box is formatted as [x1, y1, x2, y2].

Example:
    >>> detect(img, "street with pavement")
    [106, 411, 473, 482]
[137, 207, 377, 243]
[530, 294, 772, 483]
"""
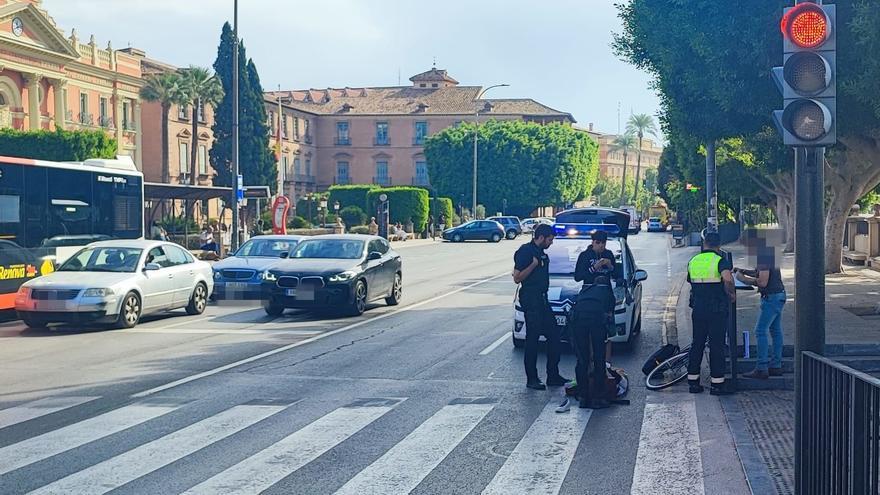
[0, 232, 759, 495]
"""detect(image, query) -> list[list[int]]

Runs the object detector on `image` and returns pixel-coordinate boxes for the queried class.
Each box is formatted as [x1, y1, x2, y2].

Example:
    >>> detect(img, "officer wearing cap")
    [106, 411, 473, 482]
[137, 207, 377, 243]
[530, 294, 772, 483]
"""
[513, 224, 568, 390]
[686, 231, 736, 395]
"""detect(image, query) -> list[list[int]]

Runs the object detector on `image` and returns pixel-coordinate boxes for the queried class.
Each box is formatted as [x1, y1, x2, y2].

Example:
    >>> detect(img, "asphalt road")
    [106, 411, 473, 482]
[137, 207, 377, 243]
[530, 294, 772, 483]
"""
[0, 232, 750, 495]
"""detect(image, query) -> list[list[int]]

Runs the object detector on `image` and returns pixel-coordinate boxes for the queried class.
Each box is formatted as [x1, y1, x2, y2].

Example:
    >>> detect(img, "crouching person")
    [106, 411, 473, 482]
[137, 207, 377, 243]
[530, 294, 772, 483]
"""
[571, 275, 615, 409]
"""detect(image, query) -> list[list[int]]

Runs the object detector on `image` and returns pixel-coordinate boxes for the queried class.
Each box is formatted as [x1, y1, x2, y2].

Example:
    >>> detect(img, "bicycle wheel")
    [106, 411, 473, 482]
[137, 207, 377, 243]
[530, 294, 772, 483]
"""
[646, 351, 690, 390]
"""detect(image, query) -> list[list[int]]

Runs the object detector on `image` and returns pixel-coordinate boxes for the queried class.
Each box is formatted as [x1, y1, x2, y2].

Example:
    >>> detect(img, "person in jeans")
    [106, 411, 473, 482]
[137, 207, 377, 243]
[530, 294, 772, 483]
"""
[737, 248, 786, 380]
[570, 275, 615, 409]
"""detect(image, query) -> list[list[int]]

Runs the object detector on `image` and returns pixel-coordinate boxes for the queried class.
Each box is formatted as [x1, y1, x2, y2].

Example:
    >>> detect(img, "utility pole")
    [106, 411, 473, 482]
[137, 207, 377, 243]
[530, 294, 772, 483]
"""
[231, 0, 241, 250]
[705, 140, 718, 233]
[472, 83, 509, 215]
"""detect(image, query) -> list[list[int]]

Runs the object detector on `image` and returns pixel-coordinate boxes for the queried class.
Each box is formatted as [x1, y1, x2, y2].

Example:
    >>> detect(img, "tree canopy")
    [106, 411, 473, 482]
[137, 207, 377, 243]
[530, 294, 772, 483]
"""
[423, 120, 598, 217]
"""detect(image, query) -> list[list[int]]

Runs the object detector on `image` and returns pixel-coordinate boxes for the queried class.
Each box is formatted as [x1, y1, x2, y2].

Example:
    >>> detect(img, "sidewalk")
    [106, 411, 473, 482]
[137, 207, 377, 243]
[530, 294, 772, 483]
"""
[672, 241, 880, 495]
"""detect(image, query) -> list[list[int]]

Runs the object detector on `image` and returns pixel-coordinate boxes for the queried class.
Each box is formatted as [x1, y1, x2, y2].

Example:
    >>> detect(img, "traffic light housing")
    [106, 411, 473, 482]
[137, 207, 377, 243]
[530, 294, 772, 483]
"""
[772, 2, 837, 147]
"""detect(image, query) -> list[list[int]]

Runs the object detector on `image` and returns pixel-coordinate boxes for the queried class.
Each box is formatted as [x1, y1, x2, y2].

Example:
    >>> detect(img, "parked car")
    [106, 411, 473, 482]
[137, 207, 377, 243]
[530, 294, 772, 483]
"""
[442, 220, 506, 243]
[512, 215, 647, 347]
[647, 217, 665, 232]
[212, 235, 302, 300]
[487, 216, 523, 239]
[261, 235, 402, 317]
[14, 240, 214, 329]
[520, 217, 554, 234]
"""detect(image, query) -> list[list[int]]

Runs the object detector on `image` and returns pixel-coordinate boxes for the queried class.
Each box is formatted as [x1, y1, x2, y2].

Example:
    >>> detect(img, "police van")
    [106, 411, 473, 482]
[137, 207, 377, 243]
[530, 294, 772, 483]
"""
[512, 207, 648, 347]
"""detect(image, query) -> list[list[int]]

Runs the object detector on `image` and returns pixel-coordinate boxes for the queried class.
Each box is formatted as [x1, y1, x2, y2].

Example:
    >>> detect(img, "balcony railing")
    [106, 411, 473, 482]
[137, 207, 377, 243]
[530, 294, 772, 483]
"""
[78, 113, 94, 126]
[374, 136, 390, 146]
[99, 116, 114, 128]
[334, 177, 352, 185]
[293, 174, 315, 183]
[373, 176, 392, 186]
[412, 177, 430, 186]
[335, 137, 351, 146]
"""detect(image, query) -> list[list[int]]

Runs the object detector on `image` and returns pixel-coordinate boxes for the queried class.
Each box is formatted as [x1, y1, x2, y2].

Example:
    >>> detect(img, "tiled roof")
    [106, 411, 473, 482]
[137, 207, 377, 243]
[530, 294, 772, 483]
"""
[409, 68, 458, 84]
[264, 86, 574, 121]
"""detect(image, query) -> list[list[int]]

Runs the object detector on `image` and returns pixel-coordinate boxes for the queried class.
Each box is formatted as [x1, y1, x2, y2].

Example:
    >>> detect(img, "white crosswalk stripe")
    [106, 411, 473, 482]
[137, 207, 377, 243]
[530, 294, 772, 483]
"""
[183, 401, 400, 494]
[0, 402, 180, 476]
[335, 401, 495, 495]
[30, 404, 286, 495]
[0, 396, 99, 430]
[481, 401, 592, 495]
[631, 400, 704, 495]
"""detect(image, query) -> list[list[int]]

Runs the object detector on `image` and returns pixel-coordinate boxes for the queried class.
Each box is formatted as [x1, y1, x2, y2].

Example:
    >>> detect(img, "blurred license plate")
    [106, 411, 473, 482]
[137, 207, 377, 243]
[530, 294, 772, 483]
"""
[227, 282, 248, 289]
[284, 289, 297, 297]
[555, 315, 567, 326]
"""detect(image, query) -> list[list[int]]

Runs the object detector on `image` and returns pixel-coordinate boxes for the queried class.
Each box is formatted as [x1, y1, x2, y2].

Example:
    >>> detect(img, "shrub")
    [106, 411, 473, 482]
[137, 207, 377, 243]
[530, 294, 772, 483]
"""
[287, 216, 310, 229]
[295, 193, 328, 224]
[159, 215, 198, 234]
[0, 128, 118, 161]
[349, 226, 370, 235]
[430, 197, 455, 225]
[339, 205, 367, 227]
[475, 204, 487, 220]
[367, 187, 430, 233]
[328, 185, 378, 214]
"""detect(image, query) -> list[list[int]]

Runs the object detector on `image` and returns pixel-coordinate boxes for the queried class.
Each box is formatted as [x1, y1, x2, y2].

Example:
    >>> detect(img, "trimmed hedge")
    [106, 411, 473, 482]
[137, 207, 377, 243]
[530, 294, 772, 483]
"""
[0, 128, 118, 161]
[367, 187, 430, 233]
[339, 205, 367, 227]
[430, 197, 455, 225]
[328, 185, 377, 214]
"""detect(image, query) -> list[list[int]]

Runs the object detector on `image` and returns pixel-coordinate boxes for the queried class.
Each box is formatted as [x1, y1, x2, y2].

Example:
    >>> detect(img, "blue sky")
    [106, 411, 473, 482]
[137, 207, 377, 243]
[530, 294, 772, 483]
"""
[44, 0, 661, 137]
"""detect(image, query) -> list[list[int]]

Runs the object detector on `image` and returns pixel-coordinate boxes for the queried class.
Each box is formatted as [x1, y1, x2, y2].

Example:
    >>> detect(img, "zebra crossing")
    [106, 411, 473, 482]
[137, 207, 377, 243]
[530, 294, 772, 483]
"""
[0, 392, 719, 494]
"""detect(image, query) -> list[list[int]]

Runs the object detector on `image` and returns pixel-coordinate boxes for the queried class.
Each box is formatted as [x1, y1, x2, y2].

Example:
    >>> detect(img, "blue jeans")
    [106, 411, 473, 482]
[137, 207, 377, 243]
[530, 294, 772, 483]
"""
[754, 292, 786, 371]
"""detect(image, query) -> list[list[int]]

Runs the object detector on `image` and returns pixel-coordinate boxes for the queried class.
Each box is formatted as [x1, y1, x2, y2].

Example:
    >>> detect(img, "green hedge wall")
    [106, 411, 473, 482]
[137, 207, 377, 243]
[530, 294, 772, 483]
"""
[367, 187, 430, 232]
[0, 128, 118, 161]
[327, 185, 378, 214]
[430, 197, 454, 225]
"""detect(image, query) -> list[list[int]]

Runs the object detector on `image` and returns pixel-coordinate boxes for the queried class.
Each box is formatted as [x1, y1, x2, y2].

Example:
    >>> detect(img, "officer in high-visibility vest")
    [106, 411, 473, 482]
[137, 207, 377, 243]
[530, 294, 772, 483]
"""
[686, 231, 736, 395]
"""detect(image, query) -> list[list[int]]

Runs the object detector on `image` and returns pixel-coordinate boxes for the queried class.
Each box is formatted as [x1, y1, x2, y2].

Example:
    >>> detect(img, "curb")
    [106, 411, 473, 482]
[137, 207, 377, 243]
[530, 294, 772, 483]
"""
[662, 275, 686, 346]
[719, 395, 779, 495]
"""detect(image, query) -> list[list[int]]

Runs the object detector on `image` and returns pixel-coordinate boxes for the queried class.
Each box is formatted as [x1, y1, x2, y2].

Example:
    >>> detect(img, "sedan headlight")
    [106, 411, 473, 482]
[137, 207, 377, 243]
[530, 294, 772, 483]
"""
[328, 270, 358, 283]
[83, 288, 115, 297]
[262, 271, 277, 281]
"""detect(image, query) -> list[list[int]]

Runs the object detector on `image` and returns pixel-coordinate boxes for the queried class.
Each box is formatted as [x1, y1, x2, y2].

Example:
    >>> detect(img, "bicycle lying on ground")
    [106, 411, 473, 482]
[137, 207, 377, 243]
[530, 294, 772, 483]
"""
[645, 344, 693, 390]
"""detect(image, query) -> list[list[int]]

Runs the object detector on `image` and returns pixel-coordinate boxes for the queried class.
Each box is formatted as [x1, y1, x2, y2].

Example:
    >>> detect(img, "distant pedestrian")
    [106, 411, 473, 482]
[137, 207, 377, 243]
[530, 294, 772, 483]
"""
[686, 232, 736, 395]
[439, 214, 447, 232]
[428, 214, 435, 239]
[199, 225, 218, 253]
[512, 224, 568, 390]
[150, 221, 167, 241]
[737, 248, 786, 380]
[368, 217, 379, 236]
[571, 275, 615, 409]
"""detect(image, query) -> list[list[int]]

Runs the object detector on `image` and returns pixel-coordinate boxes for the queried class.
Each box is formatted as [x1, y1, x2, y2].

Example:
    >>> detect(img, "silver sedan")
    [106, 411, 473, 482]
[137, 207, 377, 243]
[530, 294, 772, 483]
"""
[14, 240, 214, 329]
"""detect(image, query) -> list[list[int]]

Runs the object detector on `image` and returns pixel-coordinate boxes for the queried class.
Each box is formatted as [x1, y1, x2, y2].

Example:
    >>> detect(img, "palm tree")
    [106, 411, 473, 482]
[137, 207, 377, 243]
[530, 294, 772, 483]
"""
[626, 113, 658, 205]
[610, 132, 638, 206]
[139, 72, 184, 187]
[178, 66, 224, 189]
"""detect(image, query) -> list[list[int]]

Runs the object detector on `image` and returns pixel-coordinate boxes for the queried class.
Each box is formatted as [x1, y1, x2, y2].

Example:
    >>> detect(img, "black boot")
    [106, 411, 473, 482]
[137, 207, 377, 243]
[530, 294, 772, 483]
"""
[688, 379, 704, 394]
[710, 383, 734, 396]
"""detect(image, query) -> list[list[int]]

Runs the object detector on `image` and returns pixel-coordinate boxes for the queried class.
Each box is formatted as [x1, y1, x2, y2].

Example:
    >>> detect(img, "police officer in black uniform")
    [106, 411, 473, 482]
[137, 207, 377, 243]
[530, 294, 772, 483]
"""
[571, 275, 615, 409]
[513, 224, 568, 390]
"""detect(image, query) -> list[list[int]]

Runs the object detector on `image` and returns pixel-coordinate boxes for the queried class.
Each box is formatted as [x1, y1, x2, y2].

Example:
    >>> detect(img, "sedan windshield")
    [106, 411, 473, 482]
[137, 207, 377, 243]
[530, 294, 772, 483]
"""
[235, 238, 298, 257]
[546, 239, 622, 275]
[58, 247, 143, 273]
[291, 239, 365, 260]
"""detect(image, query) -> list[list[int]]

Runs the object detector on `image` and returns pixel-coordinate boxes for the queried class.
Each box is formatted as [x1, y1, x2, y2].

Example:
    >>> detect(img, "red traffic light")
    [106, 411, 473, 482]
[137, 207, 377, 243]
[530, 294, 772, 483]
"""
[782, 3, 830, 48]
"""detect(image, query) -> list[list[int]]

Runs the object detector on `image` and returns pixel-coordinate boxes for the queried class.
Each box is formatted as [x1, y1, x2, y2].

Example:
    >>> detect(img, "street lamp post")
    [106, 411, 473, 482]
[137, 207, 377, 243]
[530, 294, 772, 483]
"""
[473, 83, 509, 216]
[307, 193, 313, 226]
[231, 0, 241, 250]
[320, 198, 328, 227]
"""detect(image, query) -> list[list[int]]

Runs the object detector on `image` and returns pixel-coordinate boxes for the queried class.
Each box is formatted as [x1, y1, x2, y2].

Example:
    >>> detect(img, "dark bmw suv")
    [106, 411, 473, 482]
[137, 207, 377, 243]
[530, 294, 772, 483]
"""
[487, 216, 523, 240]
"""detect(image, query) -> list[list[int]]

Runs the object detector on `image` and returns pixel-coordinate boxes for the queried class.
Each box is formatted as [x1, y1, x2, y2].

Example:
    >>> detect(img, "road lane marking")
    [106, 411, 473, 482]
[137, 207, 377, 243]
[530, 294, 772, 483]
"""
[0, 402, 180, 476]
[145, 316, 213, 330]
[183, 400, 402, 495]
[118, 328, 323, 336]
[132, 271, 510, 399]
[481, 401, 592, 495]
[334, 402, 495, 495]
[0, 396, 99, 430]
[631, 400, 704, 495]
[30, 404, 286, 495]
[479, 332, 510, 355]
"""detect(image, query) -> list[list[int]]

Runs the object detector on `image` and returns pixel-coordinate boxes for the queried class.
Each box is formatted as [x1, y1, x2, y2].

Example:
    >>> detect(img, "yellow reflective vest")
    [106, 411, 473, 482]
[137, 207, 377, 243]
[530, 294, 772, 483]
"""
[688, 251, 723, 284]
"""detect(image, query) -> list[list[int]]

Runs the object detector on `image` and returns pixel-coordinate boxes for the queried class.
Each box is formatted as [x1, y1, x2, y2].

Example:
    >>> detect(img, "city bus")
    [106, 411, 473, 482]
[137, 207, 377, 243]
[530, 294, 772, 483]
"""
[0, 155, 144, 311]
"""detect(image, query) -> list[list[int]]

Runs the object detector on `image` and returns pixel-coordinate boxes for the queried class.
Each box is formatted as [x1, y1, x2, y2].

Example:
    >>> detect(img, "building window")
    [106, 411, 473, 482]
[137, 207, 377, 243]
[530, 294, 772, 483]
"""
[281, 155, 289, 181]
[305, 158, 312, 176]
[268, 111, 275, 135]
[294, 157, 301, 176]
[198, 144, 207, 175]
[454, 121, 462, 128]
[122, 101, 131, 130]
[304, 119, 311, 142]
[198, 105, 206, 123]
[375, 122, 389, 145]
[178, 105, 189, 120]
[336, 161, 350, 184]
[414, 121, 428, 145]
[178, 142, 189, 178]
[79, 92, 89, 124]
[431, 83, 439, 88]
[336, 121, 350, 145]
[375, 161, 389, 185]
[419, 83, 426, 88]
[282, 115, 288, 139]
[293, 117, 300, 140]
[415, 161, 429, 185]
[99, 97, 109, 127]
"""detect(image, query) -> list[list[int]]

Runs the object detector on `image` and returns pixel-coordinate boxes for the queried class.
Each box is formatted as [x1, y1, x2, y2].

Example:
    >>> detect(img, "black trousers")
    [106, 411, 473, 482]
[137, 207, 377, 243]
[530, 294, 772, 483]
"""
[687, 309, 727, 382]
[522, 296, 562, 382]
[571, 312, 607, 402]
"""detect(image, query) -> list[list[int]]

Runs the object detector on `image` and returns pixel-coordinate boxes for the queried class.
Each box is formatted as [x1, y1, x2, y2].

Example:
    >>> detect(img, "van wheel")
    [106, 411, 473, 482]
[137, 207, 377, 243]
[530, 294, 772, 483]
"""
[116, 292, 141, 329]
[186, 283, 208, 315]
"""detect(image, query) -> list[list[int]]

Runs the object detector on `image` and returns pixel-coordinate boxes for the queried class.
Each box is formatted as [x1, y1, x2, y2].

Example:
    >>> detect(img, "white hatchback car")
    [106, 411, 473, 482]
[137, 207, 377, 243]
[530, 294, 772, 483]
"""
[15, 240, 213, 329]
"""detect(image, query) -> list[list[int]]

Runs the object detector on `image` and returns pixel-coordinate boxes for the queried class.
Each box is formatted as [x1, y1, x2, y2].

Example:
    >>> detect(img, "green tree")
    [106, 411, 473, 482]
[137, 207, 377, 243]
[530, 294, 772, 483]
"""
[339, 206, 367, 227]
[210, 23, 276, 193]
[179, 66, 223, 185]
[424, 120, 598, 217]
[610, 133, 637, 206]
[626, 113, 658, 200]
[140, 72, 185, 184]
